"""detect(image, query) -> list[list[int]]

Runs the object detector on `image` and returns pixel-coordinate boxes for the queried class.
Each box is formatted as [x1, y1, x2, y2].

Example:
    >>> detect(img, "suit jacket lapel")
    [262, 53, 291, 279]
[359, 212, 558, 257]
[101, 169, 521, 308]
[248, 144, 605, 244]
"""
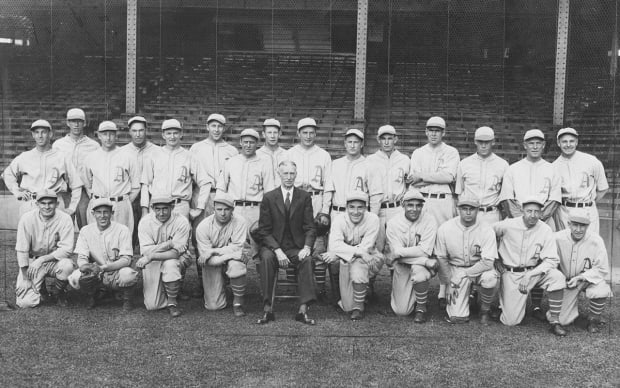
[289, 187, 303, 219]
[274, 189, 286, 216]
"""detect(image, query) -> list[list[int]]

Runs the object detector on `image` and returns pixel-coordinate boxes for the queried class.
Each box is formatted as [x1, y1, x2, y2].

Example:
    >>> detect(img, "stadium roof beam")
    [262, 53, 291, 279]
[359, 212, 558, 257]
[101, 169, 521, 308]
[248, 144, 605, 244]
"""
[553, 0, 569, 126]
[126, 0, 137, 114]
[354, 0, 368, 122]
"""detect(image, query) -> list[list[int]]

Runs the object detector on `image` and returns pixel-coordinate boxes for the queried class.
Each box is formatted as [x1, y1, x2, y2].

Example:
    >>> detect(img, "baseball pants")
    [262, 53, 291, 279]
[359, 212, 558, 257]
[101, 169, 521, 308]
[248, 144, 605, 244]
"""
[558, 281, 612, 325]
[234, 204, 260, 258]
[391, 259, 433, 316]
[16, 258, 75, 308]
[476, 208, 502, 227]
[142, 256, 191, 310]
[86, 197, 134, 235]
[339, 254, 383, 312]
[446, 267, 499, 319]
[101, 267, 139, 290]
[201, 259, 247, 310]
[377, 206, 403, 253]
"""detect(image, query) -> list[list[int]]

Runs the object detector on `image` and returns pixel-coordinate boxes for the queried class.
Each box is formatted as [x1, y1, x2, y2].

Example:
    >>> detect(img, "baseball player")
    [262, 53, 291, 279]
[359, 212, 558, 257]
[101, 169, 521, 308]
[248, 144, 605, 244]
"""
[552, 127, 609, 234]
[455, 126, 508, 226]
[137, 196, 192, 317]
[406, 116, 460, 307]
[189, 113, 238, 298]
[321, 191, 384, 320]
[257, 118, 287, 187]
[367, 125, 410, 252]
[195, 192, 249, 317]
[435, 196, 499, 325]
[141, 119, 212, 219]
[492, 197, 567, 336]
[4, 119, 83, 218]
[14, 189, 75, 308]
[73, 198, 138, 310]
[53, 108, 101, 228]
[386, 189, 438, 322]
[217, 128, 275, 259]
[555, 210, 612, 333]
[82, 121, 140, 234]
[120, 116, 160, 246]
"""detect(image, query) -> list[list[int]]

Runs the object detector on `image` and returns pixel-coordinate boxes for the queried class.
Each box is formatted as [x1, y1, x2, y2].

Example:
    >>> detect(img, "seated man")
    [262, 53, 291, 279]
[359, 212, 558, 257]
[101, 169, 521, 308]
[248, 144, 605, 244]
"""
[14, 189, 75, 308]
[73, 198, 138, 310]
[195, 192, 248, 317]
[492, 197, 567, 336]
[321, 191, 384, 321]
[435, 197, 499, 325]
[386, 189, 438, 323]
[555, 210, 612, 333]
[137, 196, 192, 317]
[255, 160, 317, 325]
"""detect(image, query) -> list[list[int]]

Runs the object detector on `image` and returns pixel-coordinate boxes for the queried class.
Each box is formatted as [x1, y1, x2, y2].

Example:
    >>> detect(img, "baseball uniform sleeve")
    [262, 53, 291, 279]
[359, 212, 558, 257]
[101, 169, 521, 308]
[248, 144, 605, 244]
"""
[463, 227, 497, 278]
[548, 169, 562, 203]
[321, 157, 334, 212]
[195, 220, 215, 256]
[422, 147, 459, 184]
[582, 235, 609, 284]
[50, 216, 75, 260]
[328, 215, 359, 262]
[454, 161, 464, 195]
[216, 160, 230, 192]
[218, 218, 247, 255]
[594, 159, 609, 192]
[498, 167, 515, 202]
[140, 156, 155, 208]
[262, 160, 276, 193]
[81, 155, 94, 195]
[190, 154, 212, 210]
[138, 218, 157, 255]
[15, 217, 31, 268]
[3, 156, 22, 198]
[434, 224, 451, 280]
[537, 227, 560, 273]
[74, 229, 91, 267]
[118, 225, 134, 257]
[170, 217, 191, 254]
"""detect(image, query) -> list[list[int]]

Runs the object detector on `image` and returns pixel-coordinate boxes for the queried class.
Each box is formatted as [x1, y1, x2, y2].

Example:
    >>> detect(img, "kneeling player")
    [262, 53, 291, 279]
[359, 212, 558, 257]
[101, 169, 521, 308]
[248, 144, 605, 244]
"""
[14, 189, 75, 308]
[321, 191, 384, 320]
[137, 196, 192, 317]
[73, 198, 138, 310]
[556, 210, 612, 333]
[435, 197, 499, 325]
[195, 193, 248, 317]
[386, 189, 438, 323]
[493, 197, 567, 336]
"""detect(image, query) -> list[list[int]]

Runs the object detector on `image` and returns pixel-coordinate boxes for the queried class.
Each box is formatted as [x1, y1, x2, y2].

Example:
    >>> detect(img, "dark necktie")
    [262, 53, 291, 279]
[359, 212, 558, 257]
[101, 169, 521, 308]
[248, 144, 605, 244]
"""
[285, 192, 291, 213]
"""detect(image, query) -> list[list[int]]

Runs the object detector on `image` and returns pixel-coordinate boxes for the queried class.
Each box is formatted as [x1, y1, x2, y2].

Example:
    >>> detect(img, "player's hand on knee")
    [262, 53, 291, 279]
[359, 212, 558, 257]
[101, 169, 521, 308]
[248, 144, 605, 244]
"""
[518, 273, 531, 294]
[425, 258, 438, 271]
[27, 259, 43, 279]
[275, 250, 290, 268]
[566, 275, 584, 289]
[320, 252, 339, 264]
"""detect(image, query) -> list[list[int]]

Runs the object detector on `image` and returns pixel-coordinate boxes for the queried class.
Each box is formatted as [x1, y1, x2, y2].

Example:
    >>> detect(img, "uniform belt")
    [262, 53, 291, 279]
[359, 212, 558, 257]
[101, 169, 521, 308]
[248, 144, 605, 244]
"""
[381, 201, 401, 209]
[93, 194, 125, 202]
[18, 193, 37, 201]
[307, 189, 323, 196]
[331, 206, 346, 212]
[420, 192, 448, 199]
[503, 265, 536, 273]
[478, 206, 497, 212]
[172, 198, 186, 204]
[234, 200, 260, 207]
[562, 200, 593, 208]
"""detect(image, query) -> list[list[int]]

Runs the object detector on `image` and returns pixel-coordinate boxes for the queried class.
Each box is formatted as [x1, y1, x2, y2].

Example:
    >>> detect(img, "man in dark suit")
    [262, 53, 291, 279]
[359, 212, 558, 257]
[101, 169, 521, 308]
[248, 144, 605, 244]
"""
[255, 160, 317, 324]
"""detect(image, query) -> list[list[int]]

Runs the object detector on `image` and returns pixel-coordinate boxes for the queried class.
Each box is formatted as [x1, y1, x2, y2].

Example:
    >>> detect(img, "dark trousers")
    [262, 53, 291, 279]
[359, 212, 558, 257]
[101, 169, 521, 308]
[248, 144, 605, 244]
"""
[258, 246, 317, 306]
[131, 197, 141, 248]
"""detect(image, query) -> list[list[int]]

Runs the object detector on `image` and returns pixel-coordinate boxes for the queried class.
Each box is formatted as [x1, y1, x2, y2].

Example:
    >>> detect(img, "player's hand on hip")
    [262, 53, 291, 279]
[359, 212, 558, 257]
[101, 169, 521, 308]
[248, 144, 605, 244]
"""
[19, 190, 33, 201]
[320, 251, 339, 264]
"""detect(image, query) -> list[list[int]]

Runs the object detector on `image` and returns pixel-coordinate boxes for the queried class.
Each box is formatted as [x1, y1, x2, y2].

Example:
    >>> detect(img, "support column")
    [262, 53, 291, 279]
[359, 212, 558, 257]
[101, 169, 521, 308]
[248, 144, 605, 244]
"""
[125, 0, 138, 114]
[354, 0, 368, 122]
[553, 0, 570, 126]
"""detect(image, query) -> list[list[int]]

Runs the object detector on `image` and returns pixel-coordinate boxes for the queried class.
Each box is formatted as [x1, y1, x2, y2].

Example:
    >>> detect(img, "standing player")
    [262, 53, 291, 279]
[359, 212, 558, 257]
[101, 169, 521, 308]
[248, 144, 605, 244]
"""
[455, 126, 508, 226]
[14, 189, 75, 308]
[406, 116, 460, 307]
[552, 127, 609, 234]
[555, 210, 612, 333]
[386, 189, 438, 323]
[53, 108, 101, 228]
[82, 121, 140, 234]
[141, 119, 212, 219]
[435, 197, 499, 325]
[195, 192, 249, 317]
[492, 197, 567, 336]
[74, 198, 138, 310]
[321, 191, 384, 320]
[4, 119, 82, 218]
[367, 125, 410, 252]
[137, 196, 192, 317]
[257, 118, 287, 187]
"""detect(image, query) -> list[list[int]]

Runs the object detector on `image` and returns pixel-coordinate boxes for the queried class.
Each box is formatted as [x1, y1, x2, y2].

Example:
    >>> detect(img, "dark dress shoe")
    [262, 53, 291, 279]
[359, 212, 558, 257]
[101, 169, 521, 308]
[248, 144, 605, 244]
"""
[295, 312, 316, 325]
[168, 305, 182, 318]
[350, 309, 364, 321]
[257, 311, 275, 324]
[550, 323, 567, 337]
[413, 311, 426, 324]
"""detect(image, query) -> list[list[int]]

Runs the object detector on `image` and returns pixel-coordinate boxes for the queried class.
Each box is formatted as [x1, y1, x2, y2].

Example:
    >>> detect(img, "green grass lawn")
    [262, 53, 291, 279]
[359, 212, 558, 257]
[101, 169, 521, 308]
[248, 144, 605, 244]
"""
[1, 231, 619, 387]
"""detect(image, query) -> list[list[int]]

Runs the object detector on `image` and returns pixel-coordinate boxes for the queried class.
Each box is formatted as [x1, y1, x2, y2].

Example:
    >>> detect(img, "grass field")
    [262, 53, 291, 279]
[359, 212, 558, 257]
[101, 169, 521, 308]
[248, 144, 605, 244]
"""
[1, 230, 620, 387]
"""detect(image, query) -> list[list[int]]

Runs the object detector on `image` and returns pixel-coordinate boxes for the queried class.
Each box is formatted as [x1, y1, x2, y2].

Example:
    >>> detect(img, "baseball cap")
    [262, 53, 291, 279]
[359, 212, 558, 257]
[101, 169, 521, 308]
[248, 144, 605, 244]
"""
[151, 196, 175, 206]
[98, 121, 118, 132]
[474, 126, 494, 141]
[346, 190, 368, 204]
[426, 116, 446, 129]
[213, 192, 234, 208]
[521, 196, 544, 208]
[207, 113, 226, 125]
[240, 128, 260, 141]
[523, 129, 545, 141]
[162, 119, 182, 131]
[128, 115, 147, 127]
[457, 196, 480, 208]
[66, 108, 85, 121]
[262, 118, 281, 129]
[30, 119, 51, 131]
[91, 197, 114, 210]
[402, 189, 425, 203]
[568, 209, 590, 225]
[377, 125, 396, 137]
[35, 189, 57, 201]
[557, 127, 578, 139]
[344, 128, 364, 140]
[297, 117, 317, 130]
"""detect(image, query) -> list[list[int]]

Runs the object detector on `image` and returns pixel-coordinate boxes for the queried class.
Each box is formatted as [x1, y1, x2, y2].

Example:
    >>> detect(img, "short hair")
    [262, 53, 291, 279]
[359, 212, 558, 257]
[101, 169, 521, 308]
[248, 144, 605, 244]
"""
[278, 160, 297, 169]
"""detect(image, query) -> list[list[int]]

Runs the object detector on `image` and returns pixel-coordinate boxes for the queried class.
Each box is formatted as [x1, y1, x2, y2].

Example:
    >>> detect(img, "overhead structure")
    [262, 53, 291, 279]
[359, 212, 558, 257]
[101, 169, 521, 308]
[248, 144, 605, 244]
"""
[354, 0, 368, 122]
[553, 0, 570, 126]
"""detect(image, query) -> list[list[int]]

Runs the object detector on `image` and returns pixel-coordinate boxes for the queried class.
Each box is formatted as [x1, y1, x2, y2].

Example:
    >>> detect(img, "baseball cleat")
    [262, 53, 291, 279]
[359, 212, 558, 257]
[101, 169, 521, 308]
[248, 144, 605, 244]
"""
[413, 311, 426, 324]
[233, 305, 246, 317]
[350, 309, 364, 321]
[295, 312, 316, 325]
[532, 307, 547, 322]
[587, 319, 601, 334]
[550, 323, 567, 337]
[257, 311, 275, 324]
[438, 298, 447, 310]
[479, 312, 491, 326]
[168, 305, 182, 318]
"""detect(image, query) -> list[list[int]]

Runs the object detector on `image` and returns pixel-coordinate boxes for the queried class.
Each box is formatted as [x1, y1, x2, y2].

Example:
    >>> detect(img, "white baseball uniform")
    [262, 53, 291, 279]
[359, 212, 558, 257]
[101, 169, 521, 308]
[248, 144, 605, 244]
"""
[552, 151, 609, 234]
[195, 213, 248, 310]
[326, 155, 383, 213]
[435, 217, 499, 319]
[386, 212, 437, 316]
[492, 217, 566, 326]
[455, 153, 508, 226]
[555, 228, 612, 325]
[15, 209, 75, 308]
[499, 158, 562, 213]
[138, 212, 192, 310]
[257, 145, 286, 187]
[285, 144, 333, 216]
